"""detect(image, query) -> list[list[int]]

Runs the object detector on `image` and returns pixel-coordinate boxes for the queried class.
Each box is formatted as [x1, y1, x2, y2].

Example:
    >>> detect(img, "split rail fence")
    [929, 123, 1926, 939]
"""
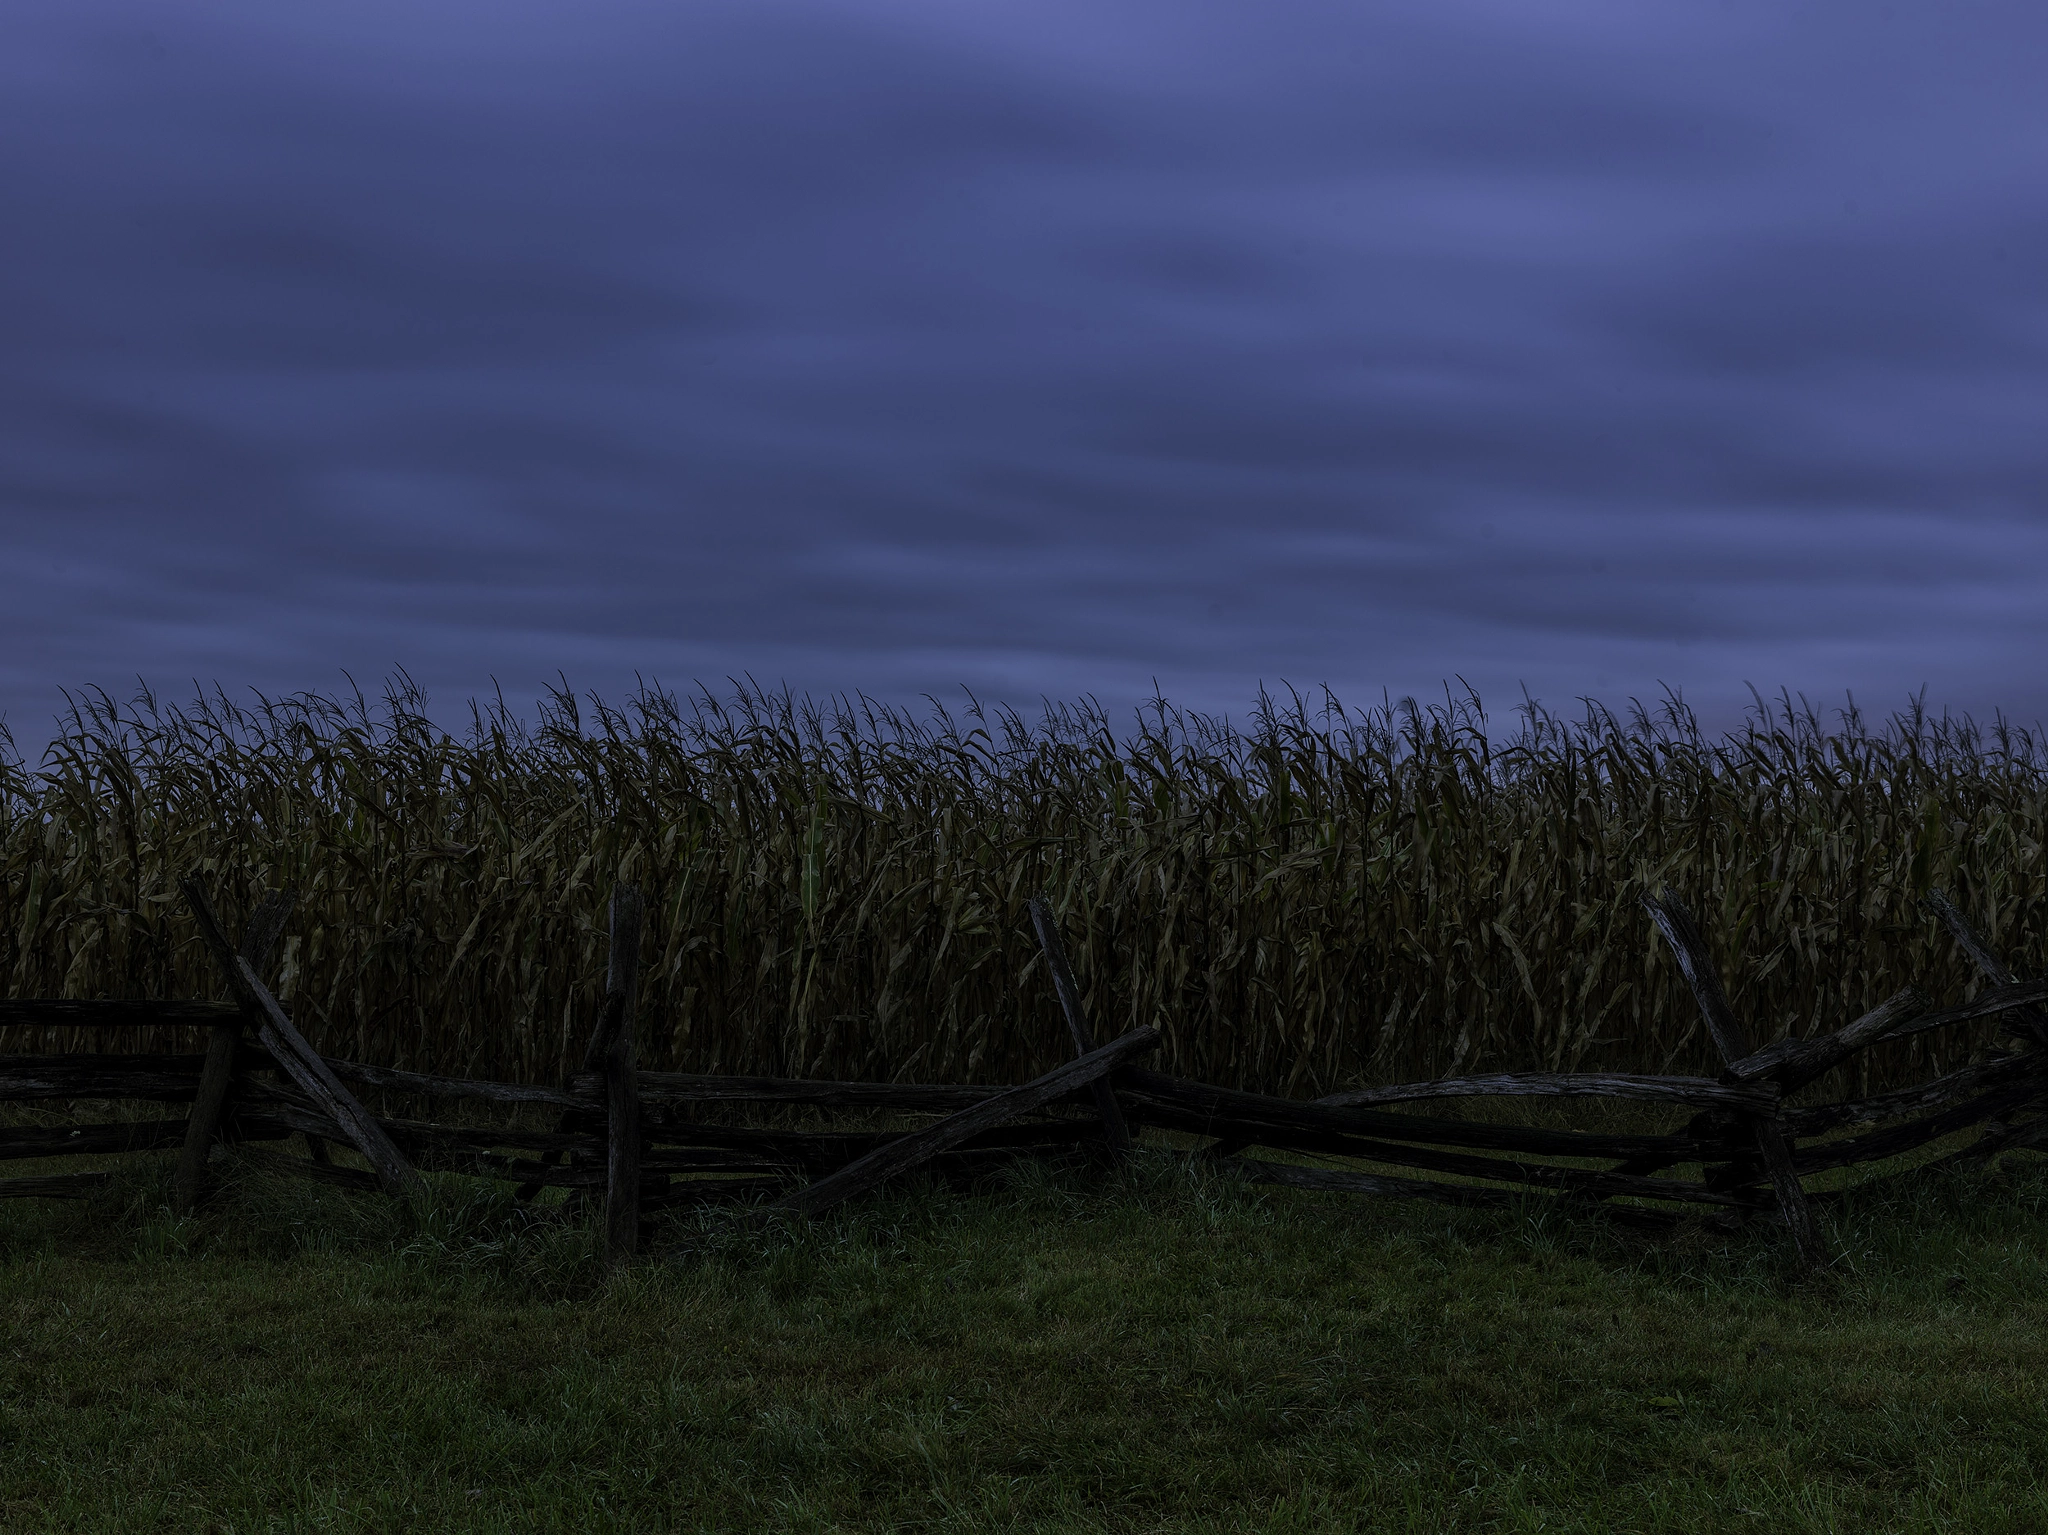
[5, 876, 2048, 1270]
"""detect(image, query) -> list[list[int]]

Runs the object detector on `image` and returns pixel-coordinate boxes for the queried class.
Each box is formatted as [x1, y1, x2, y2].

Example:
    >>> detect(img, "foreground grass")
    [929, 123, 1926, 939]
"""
[4, 1154, 2048, 1533]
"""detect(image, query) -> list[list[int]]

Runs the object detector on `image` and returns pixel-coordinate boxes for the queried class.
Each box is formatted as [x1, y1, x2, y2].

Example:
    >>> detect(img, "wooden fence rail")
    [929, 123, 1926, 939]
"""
[3, 878, 2047, 1272]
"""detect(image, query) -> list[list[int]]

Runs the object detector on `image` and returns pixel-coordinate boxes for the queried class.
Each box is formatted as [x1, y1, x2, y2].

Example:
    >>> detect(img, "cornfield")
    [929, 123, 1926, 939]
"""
[2, 678, 2044, 1096]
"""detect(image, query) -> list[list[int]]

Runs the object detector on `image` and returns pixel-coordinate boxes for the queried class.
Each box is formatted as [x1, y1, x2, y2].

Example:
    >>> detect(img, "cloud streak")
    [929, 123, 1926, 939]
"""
[3, 0, 2046, 750]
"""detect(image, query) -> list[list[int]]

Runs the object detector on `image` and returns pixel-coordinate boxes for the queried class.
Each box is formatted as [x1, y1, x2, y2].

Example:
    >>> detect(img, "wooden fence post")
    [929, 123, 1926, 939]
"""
[1027, 895, 1132, 1154]
[181, 876, 422, 1200]
[600, 884, 645, 1265]
[174, 887, 297, 1212]
[1643, 889, 1827, 1269]
[1925, 889, 2048, 1047]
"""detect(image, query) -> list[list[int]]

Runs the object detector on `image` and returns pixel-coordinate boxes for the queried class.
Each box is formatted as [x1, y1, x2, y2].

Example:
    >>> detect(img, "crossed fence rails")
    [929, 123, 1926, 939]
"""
[5, 878, 2046, 1271]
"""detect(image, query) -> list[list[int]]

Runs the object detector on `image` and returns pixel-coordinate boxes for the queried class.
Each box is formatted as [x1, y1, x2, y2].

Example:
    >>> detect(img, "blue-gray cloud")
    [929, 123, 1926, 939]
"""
[3, 0, 2046, 752]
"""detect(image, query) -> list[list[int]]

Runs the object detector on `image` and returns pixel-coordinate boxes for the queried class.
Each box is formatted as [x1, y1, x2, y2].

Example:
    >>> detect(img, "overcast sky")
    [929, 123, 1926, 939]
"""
[4, 0, 2046, 752]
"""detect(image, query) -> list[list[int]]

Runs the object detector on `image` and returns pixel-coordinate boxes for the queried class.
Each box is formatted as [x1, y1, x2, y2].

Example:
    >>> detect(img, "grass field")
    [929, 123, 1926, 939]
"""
[5, 1151, 2048, 1533]
[8, 679, 2048, 1528]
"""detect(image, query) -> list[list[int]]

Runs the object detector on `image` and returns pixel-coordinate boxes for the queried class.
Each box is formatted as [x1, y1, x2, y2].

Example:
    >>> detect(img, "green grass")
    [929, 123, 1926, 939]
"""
[6, 1153, 2048, 1532]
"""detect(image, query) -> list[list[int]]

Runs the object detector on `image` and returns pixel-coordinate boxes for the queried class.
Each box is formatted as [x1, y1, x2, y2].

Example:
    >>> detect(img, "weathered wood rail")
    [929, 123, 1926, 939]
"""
[4, 878, 2047, 1270]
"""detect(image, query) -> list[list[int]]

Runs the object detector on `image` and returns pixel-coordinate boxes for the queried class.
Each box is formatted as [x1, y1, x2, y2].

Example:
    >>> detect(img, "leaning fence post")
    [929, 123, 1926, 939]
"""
[1924, 889, 2048, 1047]
[600, 884, 645, 1265]
[181, 876, 422, 1200]
[174, 887, 297, 1212]
[1027, 895, 1132, 1155]
[776, 1027, 1161, 1220]
[1643, 888, 1827, 1270]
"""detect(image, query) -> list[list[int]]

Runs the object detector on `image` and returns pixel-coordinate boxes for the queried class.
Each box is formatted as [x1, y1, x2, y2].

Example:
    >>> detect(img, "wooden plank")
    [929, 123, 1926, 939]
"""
[1642, 889, 1827, 1268]
[228, 1083, 601, 1158]
[1129, 1098, 1759, 1208]
[776, 1026, 1161, 1219]
[0, 1119, 193, 1161]
[227, 953, 422, 1199]
[1793, 1080, 2048, 1174]
[254, 1132, 1081, 1192]
[1925, 889, 2048, 1046]
[1886, 979, 2048, 1041]
[1924, 1103, 2048, 1170]
[1319, 1071, 1778, 1114]
[639, 1117, 1103, 1177]
[1209, 1065, 1762, 1165]
[582, 1074, 996, 1112]
[279, 1054, 584, 1110]
[0, 1000, 241, 1029]
[1785, 1051, 2048, 1136]
[1723, 986, 1928, 1093]
[1688, 978, 2048, 1191]
[223, 1105, 689, 1186]
[466, 1148, 792, 1189]
[1640, 891, 1752, 1060]
[602, 884, 644, 1265]
[2, 1051, 577, 1118]
[1118, 1069, 1702, 1161]
[1027, 895, 1131, 1152]
[0, 1055, 206, 1102]
[233, 889, 331, 1168]
[181, 876, 422, 1200]
[178, 888, 296, 1212]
